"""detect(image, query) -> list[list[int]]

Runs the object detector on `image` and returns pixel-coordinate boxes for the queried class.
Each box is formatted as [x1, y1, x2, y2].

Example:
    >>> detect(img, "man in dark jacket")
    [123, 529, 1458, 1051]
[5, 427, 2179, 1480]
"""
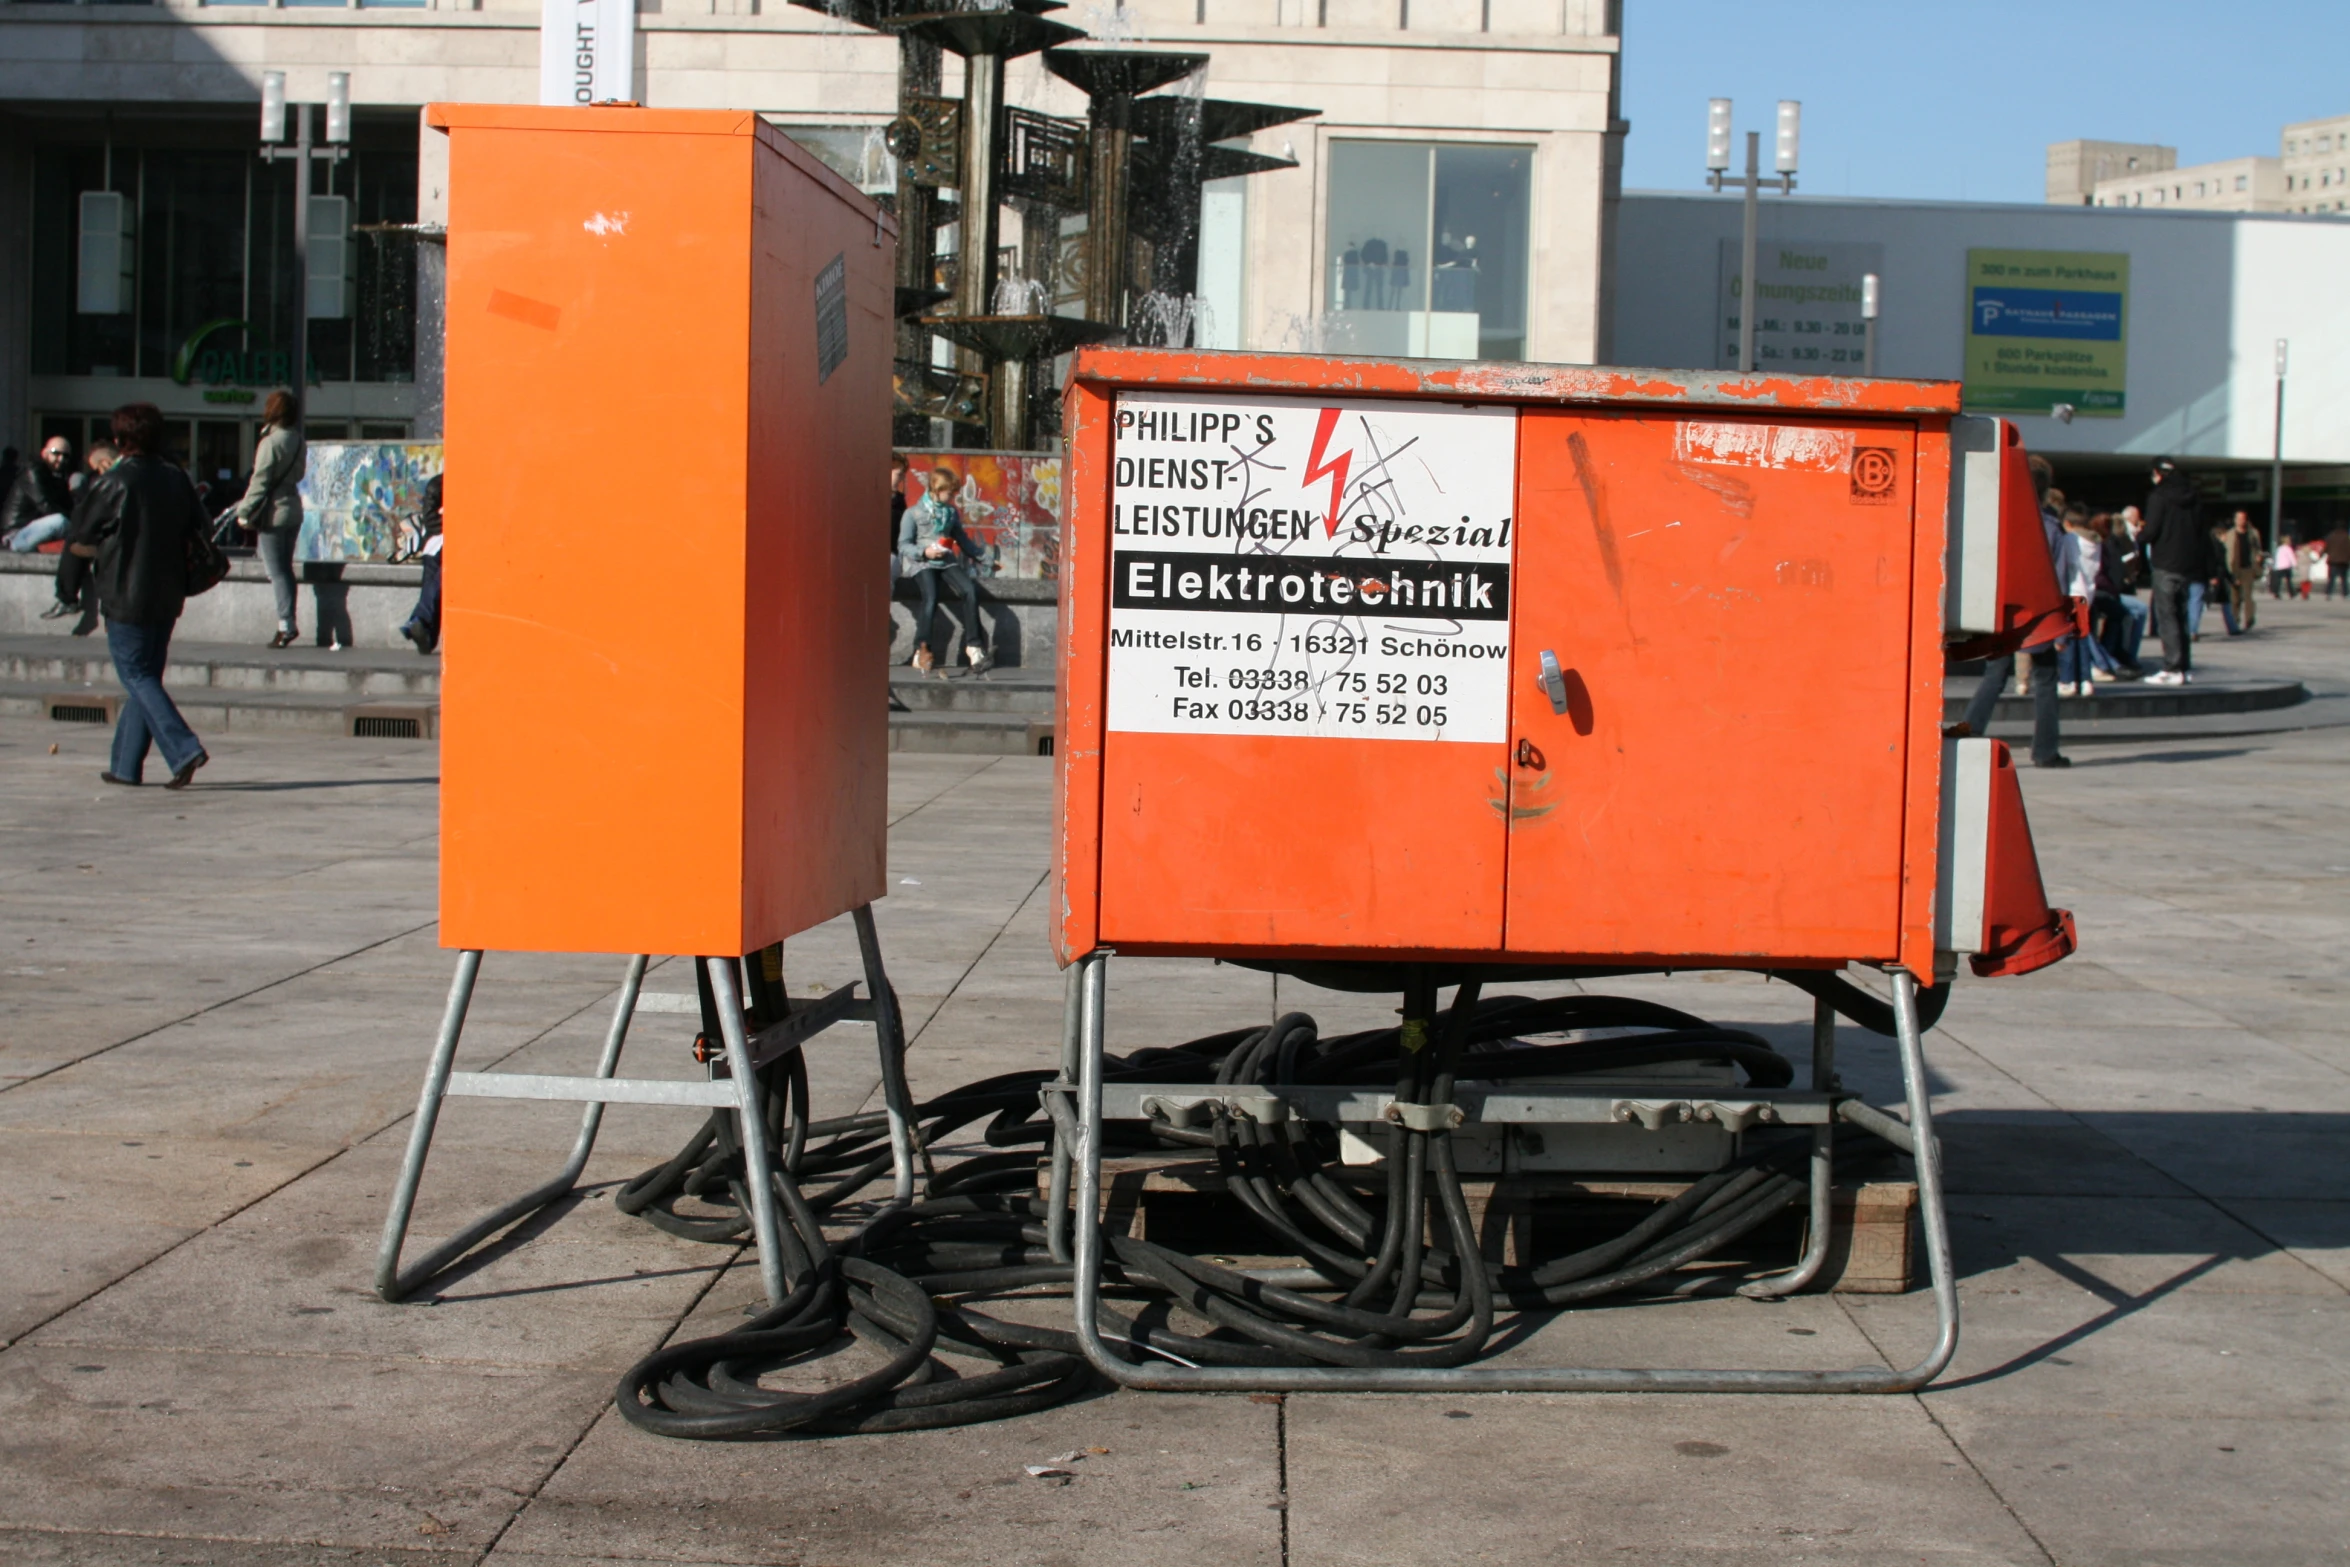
[67, 404, 209, 789]
[3, 434, 75, 550]
[2139, 459, 2203, 684]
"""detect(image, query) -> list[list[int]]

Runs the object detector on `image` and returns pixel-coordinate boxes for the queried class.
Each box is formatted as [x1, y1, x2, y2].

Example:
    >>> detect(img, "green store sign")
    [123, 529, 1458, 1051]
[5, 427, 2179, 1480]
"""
[171, 318, 323, 397]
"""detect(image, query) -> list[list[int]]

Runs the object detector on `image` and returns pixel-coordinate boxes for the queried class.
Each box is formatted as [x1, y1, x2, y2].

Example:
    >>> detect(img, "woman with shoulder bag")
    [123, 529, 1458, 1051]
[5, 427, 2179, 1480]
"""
[233, 389, 308, 648]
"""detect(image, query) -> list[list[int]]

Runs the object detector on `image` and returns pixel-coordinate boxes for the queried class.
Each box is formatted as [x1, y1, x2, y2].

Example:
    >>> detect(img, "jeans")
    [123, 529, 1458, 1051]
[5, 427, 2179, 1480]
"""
[2328, 571, 2347, 600]
[2057, 633, 2121, 686]
[1963, 649, 2062, 765]
[402, 553, 442, 649]
[104, 618, 204, 781]
[2151, 569, 2194, 673]
[2102, 593, 2148, 668]
[2186, 579, 2207, 638]
[5, 512, 67, 551]
[255, 524, 298, 629]
[909, 564, 983, 661]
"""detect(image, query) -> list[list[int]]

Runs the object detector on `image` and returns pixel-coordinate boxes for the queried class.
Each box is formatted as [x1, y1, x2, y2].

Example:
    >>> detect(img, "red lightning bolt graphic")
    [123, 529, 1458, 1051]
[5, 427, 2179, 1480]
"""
[1303, 406, 1351, 538]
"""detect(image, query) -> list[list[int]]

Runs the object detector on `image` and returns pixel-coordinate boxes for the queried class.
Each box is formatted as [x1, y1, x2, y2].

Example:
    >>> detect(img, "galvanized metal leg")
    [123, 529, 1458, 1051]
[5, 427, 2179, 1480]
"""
[1043, 962, 1083, 1264]
[377, 953, 648, 1303]
[852, 903, 920, 1207]
[1740, 995, 1838, 1300]
[706, 956, 791, 1308]
[1890, 966, 1963, 1383]
[1068, 958, 1961, 1394]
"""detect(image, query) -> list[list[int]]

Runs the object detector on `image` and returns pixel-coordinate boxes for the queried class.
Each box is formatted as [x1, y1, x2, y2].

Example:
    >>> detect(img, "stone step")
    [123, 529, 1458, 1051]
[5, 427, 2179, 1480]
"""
[0, 631, 441, 699]
[888, 666, 1055, 714]
[887, 710, 1050, 756]
[1, 679, 437, 739]
[1941, 675, 2309, 721]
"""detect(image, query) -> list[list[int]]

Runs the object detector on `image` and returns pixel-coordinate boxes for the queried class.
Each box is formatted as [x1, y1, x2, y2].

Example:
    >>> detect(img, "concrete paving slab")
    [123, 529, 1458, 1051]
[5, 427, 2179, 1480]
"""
[1937, 1120, 2196, 1198]
[497, 1395, 1283, 1567]
[1926, 1408, 2350, 1567]
[27, 1144, 732, 1371]
[0, 1528, 474, 1565]
[1941, 1194, 2342, 1298]
[1285, 1392, 2046, 1565]
[0, 1345, 609, 1555]
[2210, 1198, 2350, 1291]
[1848, 1287, 2350, 1419]
[0, 1130, 323, 1345]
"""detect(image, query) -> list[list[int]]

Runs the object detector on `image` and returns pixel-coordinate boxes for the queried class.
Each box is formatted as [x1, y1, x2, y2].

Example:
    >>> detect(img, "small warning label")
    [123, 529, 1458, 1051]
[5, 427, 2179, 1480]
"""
[1105, 392, 1519, 744]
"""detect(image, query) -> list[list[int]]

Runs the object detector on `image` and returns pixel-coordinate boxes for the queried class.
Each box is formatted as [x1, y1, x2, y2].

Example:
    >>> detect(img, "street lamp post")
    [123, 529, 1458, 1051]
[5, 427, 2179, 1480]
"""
[1861, 271, 1879, 377]
[2271, 338, 2289, 551]
[259, 71, 351, 419]
[1707, 97, 1799, 375]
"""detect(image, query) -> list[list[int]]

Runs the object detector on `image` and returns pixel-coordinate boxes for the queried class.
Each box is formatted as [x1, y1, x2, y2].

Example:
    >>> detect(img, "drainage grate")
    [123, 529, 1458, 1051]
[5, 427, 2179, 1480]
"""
[48, 703, 109, 724]
[352, 715, 424, 739]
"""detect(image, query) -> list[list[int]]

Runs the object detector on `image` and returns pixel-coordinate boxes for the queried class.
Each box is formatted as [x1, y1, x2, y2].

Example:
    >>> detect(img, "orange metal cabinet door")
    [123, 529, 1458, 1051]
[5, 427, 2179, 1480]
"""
[1503, 412, 1916, 963]
[1095, 393, 1518, 954]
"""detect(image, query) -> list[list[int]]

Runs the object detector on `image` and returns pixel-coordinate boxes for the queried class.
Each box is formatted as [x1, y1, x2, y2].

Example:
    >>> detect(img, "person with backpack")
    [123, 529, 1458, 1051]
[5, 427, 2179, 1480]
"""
[66, 403, 211, 789]
[231, 389, 308, 648]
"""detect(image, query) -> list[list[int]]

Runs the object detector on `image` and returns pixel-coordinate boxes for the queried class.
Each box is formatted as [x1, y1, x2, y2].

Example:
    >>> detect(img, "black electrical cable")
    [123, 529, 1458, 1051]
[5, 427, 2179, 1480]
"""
[612, 963, 1904, 1439]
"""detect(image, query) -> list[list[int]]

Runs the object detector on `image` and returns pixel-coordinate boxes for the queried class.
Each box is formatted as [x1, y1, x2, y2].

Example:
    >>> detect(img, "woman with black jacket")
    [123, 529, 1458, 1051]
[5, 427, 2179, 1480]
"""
[67, 404, 209, 789]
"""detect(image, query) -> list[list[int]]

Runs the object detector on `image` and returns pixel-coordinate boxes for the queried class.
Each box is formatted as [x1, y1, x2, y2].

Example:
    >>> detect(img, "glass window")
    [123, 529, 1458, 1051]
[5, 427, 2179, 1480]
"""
[1324, 139, 1531, 362]
[778, 124, 898, 196]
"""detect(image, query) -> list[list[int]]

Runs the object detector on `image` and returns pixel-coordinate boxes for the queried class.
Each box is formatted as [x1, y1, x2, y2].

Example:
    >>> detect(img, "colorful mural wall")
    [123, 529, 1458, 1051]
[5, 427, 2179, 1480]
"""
[295, 442, 443, 563]
[898, 452, 1062, 580]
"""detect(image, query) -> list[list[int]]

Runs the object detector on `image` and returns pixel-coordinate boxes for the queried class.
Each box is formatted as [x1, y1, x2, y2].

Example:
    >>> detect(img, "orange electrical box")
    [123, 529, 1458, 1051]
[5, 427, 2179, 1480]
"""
[1053, 351, 2033, 984]
[431, 105, 895, 956]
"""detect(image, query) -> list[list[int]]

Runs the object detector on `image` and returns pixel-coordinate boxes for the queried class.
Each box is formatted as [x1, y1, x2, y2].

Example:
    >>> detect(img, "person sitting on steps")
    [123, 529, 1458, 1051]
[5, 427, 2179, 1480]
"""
[897, 463, 990, 675]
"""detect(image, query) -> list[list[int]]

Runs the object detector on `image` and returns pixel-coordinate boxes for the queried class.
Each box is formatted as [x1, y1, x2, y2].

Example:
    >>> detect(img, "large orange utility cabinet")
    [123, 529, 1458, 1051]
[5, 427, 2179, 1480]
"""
[376, 108, 911, 1318]
[430, 105, 895, 955]
[1052, 350, 2074, 983]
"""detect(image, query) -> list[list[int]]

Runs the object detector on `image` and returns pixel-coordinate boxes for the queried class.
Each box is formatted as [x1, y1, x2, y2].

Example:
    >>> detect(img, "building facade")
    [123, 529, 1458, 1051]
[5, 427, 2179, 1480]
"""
[1613, 190, 2350, 527]
[2046, 138, 2173, 206]
[0, 0, 1626, 471]
[2055, 113, 2350, 216]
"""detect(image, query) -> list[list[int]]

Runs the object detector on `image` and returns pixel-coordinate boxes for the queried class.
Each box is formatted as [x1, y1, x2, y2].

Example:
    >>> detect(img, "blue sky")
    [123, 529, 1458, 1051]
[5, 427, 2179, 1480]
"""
[1620, 1, 2350, 204]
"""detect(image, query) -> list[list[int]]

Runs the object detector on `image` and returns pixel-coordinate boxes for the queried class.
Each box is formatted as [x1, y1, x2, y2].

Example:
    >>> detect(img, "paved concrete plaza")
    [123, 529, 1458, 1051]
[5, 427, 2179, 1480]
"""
[3, 599, 2346, 1566]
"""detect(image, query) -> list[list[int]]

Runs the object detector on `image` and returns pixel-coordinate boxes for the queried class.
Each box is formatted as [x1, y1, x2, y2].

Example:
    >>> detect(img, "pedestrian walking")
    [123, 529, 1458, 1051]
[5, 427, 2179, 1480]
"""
[2326, 523, 2350, 601]
[1963, 456, 2069, 765]
[2216, 510, 2263, 633]
[2140, 459, 2202, 685]
[897, 463, 989, 674]
[2268, 536, 2295, 599]
[67, 403, 209, 790]
[231, 390, 308, 649]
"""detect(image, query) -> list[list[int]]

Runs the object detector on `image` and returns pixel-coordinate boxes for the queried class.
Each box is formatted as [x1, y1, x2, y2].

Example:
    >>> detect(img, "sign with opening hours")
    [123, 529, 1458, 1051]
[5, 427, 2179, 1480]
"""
[1105, 392, 1519, 743]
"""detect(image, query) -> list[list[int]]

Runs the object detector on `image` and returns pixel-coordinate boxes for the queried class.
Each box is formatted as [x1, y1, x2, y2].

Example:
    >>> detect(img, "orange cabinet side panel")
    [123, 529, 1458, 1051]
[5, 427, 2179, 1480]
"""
[1097, 734, 1507, 953]
[738, 133, 895, 949]
[1053, 379, 1114, 965]
[439, 116, 754, 954]
[1897, 420, 1955, 983]
[1501, 411, 1916, 963]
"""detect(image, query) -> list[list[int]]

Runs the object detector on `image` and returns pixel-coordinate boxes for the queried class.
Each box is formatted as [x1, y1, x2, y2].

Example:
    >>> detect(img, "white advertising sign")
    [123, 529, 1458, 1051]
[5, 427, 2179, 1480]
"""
[540, 0, 636, 108]
[1106, 392, 1519, 744]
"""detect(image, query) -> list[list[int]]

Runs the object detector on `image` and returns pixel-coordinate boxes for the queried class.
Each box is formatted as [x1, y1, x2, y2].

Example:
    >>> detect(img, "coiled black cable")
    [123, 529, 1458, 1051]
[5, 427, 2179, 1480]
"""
[612, 966, 1898, 1439]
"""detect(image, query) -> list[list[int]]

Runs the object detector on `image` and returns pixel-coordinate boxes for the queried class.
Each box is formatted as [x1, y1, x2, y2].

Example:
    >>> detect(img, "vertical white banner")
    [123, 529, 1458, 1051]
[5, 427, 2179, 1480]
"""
[540, 0, 636, 108]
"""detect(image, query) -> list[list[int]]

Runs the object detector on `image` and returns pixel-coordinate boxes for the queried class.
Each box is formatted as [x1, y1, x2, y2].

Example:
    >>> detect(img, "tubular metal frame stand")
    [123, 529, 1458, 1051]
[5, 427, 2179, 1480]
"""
[377, 915, 919, 1308]
[1058, 950, 1961, 1394]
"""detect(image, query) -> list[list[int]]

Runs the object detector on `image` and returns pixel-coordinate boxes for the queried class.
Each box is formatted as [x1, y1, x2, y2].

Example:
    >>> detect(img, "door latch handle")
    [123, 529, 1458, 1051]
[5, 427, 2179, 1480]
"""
[1537, 650, 1570, 716]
